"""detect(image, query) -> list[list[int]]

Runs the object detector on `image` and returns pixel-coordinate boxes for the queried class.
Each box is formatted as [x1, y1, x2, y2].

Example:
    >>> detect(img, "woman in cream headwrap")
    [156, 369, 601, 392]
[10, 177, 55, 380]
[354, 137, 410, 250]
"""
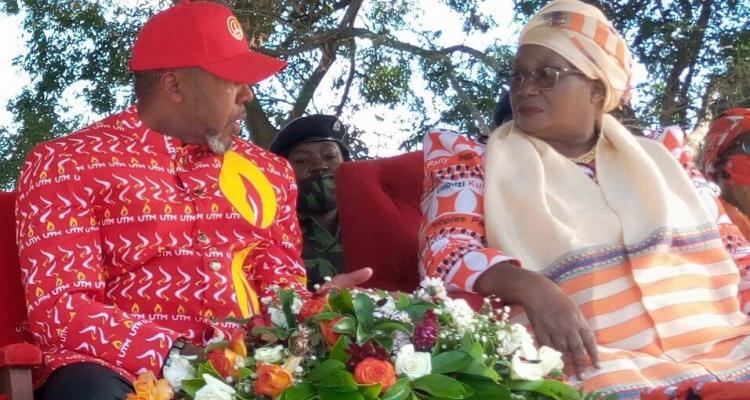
[418, 0, 750, 397]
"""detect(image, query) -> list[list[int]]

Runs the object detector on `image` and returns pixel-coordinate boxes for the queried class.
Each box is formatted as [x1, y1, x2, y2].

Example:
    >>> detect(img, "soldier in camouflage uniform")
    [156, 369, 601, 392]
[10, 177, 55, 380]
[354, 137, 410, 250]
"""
[270, 115, 350, 289]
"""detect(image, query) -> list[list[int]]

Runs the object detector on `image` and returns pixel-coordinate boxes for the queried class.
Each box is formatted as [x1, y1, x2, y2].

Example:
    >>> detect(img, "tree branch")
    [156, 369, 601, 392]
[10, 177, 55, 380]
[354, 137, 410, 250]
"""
[289, 43, 338, 120]
[444, 61, 490, 135]
[335, 47, 357, 118]
[659, 0, 715, 126]
[285, 0, 363, 122]
[266, 27, 504, 73]
[244, 97, 277, 148]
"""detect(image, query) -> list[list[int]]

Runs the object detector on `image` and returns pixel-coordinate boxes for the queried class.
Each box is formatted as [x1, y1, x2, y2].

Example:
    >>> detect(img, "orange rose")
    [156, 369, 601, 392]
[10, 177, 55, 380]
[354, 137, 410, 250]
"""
[207, 347, 240, 378]
[319, 316, 343, 348]
[298, 295, 328, 321]
[254, 363, 294, 398]
[230, 328, 248, 358]
[128, 371, 173, 400]
[353, 358, 396, 392]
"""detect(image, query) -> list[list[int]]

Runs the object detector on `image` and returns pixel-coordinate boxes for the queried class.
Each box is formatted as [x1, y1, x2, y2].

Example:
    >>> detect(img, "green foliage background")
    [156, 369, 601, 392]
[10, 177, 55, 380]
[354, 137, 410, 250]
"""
[0, 0, 747, 188]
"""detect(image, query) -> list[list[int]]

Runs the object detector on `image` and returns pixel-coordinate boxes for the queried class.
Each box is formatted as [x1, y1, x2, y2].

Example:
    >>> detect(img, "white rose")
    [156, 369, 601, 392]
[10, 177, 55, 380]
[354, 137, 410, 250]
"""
[254, 345, 285, 364]
[194, 374, 235, 400]
[163, 352, 196, 391]
[395, 344, 431, 380]
[510, 346, 564, 381]
[511, 354, 544, 381]
[537, 346, 564, 376]
[269, 307, 288, 328]
[291, 297, 303, 314]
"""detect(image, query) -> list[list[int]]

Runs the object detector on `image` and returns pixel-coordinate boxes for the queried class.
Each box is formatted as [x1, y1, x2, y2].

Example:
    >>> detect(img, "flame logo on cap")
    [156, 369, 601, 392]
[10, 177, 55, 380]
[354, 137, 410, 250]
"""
[227, 16, 244, 41]
[219, 150, 277, 228]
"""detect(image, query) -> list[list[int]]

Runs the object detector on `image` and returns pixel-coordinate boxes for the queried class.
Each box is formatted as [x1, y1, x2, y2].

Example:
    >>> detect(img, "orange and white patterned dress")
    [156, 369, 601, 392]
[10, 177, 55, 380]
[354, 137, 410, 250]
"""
[16, 105, 307, 386]
[419, 129, 750, 398]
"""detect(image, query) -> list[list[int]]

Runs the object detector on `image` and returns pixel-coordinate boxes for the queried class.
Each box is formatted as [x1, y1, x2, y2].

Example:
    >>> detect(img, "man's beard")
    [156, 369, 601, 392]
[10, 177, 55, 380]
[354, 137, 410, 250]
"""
[207, 134, 231, 154]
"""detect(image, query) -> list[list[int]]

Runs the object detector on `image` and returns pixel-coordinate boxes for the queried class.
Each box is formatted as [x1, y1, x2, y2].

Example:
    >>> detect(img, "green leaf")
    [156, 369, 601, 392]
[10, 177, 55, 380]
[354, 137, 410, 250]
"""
[353, 293, 376, 329]
[307, 359, 347, 382]
[431, 351, 473, 374]
[197, 362, 221, 380]
[313, 312, 343, 322]
[404, 304, 431, 322]
[237, 366, 252, 380]
[250, 326, 285, 341]
[510, 379, 582, 400]
[459, 334, 484, 359]
[381, 377, 412, 400]
[359, 383, 383, 400]
[396, 293, 411, 310]
[458, 359, 500, 380]
[179, 377, 206, 398]
[319, 387, 365, 400]
[279, 382, 315, 400]
[456, 375, 511, 400]
[329, 335, 353, 363]
[279, 289, 298, 329]
[316, 370, 359, 392]
[372, 320, 414, 335]
[329, 289, 355, 313]
[411, 374, 473, 399]
[333, 316, 357, 335]
[356, 323, 375, 344]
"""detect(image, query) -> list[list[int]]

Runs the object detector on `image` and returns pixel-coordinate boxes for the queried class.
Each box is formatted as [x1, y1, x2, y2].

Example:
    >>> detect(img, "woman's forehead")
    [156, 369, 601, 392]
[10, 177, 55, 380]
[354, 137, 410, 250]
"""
[514, 44, 572, 68]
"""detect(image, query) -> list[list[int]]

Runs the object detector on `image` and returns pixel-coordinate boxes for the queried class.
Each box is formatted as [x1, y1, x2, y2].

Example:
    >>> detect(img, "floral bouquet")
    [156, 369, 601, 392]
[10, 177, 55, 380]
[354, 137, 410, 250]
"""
[131, 278, 606, 400]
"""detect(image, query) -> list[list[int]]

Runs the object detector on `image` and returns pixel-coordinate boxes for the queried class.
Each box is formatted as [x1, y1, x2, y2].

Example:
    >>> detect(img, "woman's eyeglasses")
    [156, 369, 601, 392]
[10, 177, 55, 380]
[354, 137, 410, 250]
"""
[510, 66, 584, 91]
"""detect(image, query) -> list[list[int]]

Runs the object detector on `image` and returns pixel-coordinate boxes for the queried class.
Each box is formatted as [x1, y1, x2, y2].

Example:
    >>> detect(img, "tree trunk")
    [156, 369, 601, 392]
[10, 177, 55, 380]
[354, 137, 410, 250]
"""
[659, 0, 714, 127]
[244, 99, 277, 149]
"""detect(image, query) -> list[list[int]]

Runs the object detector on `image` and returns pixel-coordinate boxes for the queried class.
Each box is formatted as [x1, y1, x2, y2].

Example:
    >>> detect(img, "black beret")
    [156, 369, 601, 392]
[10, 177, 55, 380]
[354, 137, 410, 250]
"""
[269, 114, 351, 160]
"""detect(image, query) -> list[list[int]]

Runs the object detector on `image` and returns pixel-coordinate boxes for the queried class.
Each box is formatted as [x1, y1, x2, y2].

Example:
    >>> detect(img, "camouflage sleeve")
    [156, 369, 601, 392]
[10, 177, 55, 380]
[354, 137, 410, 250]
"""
[248, 160, 309, 301]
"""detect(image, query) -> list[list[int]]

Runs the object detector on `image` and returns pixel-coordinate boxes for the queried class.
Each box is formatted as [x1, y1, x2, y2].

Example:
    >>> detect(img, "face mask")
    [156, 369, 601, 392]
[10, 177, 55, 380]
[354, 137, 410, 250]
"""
[297, 172, 337, 214]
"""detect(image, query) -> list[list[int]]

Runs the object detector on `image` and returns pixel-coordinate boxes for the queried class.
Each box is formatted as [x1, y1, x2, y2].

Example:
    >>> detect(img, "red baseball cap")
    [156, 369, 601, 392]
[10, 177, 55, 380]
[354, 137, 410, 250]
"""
[129, 0, 287, 84]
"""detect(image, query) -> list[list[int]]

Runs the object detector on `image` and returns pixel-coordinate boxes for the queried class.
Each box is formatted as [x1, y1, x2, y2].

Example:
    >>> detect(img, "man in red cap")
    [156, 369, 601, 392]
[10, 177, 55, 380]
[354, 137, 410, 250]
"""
[15, 1, 370, 398]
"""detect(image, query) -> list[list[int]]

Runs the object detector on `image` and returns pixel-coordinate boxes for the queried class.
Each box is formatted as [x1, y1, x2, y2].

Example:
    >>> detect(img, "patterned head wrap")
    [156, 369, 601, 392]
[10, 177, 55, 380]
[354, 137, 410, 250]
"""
[700, 108, 750, 181]
[518, 0, 633, 113]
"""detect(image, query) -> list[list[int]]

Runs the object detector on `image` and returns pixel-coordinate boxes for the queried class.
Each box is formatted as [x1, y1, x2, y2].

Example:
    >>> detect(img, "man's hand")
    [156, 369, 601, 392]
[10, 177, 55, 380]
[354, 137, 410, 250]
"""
[180, 342, 205, 362]
[318, 267, 373, 293]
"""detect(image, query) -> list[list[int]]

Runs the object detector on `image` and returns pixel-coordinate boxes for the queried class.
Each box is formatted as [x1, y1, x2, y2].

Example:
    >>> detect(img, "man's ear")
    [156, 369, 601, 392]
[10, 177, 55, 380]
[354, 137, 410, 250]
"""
[591, 80, 605, 104]
[159, 71, 183, 103]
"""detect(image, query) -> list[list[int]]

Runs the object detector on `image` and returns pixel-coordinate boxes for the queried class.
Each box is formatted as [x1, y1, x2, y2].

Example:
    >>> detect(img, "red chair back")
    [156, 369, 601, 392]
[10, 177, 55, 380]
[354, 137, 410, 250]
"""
[336, 152, 424, 292]
[0, 192, 28, 347]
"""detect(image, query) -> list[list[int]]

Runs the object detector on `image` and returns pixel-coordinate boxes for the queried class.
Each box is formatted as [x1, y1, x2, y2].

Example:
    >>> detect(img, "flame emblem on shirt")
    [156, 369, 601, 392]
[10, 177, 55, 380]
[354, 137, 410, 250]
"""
[231, 243, 260, 318]
[219, 150, 277, 229]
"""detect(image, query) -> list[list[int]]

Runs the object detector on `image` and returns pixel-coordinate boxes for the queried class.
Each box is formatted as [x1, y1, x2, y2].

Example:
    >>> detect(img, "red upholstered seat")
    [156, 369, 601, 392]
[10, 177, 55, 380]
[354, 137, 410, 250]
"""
[336, 152, 424, 292]
[0, 191, 40, 400]
[336, 152, 485, 310]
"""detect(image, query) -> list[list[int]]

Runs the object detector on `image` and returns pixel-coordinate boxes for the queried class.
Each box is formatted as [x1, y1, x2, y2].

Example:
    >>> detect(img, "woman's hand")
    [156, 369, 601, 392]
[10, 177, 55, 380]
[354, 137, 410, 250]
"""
[474, 263, 599, 380]
[521, 279, 599, 380]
